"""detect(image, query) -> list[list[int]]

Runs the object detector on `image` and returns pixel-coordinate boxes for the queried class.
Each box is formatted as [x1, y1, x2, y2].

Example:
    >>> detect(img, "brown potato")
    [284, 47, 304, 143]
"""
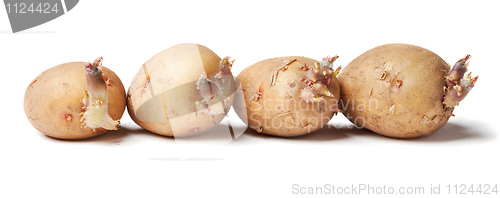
[24, 61, 126, 140]
[338, 44, 455, 138]
[234, 56, 341, 137]
[127, 43, 235, 137]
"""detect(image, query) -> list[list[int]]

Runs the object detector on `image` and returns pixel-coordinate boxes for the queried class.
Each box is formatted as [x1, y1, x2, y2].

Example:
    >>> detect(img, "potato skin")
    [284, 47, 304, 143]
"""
[24, 62, 126, 140]
[127, 43, 231, 137]
[234, 56, 341, 137]
[338, 44, 454, 138]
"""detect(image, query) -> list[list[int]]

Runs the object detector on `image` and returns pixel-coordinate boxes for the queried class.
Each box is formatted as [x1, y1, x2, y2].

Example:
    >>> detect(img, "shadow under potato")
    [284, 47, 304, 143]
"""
[41, 124, 173, 143]
[39, 129, 127, 143]
[338, 121, 497, 142]
[234, 121, 496, 143]
[408, 122, 496, 143]
[42, 120, 495, 144]
[149, 157, 225, 161]
[235, 125, 355, 142]
[172, 123, 237, 141]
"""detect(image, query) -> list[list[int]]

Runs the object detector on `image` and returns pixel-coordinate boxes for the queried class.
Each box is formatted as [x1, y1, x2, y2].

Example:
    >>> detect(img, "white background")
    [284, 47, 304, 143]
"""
[1, 0, 499, 197]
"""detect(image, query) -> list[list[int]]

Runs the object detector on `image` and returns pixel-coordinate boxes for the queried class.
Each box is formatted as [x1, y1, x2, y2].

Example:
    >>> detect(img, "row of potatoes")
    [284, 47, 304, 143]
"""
[23, 43, 478, 140]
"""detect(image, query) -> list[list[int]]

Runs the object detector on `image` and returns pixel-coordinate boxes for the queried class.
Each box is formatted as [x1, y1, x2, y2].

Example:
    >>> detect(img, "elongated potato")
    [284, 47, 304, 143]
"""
[24, 60, 126, 140]
[338, 44, 478, 138]
[127, 43, 235, 137]
[234, 56, 341, 137]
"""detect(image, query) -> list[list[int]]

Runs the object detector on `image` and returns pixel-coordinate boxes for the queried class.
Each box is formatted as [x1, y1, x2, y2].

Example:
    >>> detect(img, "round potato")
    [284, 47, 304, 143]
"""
[127, 43, 235, 137]
[338, 44, 455, 138]
[234, 56, 341, 137]
[24, 61, 126, 140]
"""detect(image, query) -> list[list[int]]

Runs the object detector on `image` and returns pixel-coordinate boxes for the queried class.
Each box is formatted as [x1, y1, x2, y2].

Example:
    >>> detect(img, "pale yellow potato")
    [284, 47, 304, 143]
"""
[234, 56, 341, 137]
[127, 43, 234, 137]
[24, 62, 126, 140]
[338, 44, 454, 138]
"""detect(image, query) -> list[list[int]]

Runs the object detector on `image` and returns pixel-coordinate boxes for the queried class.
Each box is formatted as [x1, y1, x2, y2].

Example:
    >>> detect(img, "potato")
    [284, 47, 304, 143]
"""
[234, 56, 341, 137]
[127, 43, 235, 137]
[24, 58, 126, 140]
[338, 44, 478, 138]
